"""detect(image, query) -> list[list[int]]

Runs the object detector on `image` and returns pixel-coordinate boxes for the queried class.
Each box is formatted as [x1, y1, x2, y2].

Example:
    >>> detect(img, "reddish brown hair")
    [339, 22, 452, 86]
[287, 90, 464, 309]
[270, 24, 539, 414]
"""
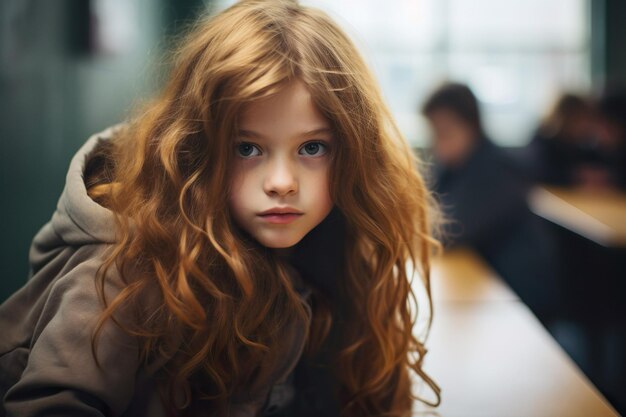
[87, 0, 441, 415]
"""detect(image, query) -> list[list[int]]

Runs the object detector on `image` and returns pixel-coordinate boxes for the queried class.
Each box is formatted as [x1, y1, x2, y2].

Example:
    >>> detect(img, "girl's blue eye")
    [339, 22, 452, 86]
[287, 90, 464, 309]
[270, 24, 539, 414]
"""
[299, 141, 328, 156]
[236, 142, 261, 158]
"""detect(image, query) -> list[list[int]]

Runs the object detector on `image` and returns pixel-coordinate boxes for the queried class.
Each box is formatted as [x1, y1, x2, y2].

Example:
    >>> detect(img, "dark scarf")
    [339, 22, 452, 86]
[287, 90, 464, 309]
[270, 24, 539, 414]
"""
[281, 205, 348, 417]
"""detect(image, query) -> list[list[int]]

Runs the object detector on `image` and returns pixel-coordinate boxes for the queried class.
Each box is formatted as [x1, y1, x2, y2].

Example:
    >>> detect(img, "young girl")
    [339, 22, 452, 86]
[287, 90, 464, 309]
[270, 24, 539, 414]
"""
[0, 1, 441, 416]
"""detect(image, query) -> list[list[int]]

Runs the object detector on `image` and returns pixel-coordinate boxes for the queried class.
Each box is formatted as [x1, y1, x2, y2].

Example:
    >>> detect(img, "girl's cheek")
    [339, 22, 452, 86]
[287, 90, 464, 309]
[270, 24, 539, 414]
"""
[230, 158, 257, 183]
[228, 164, 252, 206]
[299, 155, 330, 170]
[234, 157, 264, 175]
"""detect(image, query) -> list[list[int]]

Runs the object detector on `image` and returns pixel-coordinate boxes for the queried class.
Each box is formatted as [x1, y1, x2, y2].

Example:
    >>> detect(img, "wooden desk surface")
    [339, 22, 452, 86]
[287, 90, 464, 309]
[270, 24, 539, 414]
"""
[430, 248, 519, 303]
[411, 248, 620, 417]
[529, 186, 626, 247]
[413, 302, 620, 417]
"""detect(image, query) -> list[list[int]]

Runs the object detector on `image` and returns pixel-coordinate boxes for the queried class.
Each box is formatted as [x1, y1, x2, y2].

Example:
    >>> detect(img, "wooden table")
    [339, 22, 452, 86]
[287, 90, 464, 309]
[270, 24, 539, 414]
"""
[528, 186, 626, 247]
[430, 248, 518, 303]
[409, 248, 620, 417]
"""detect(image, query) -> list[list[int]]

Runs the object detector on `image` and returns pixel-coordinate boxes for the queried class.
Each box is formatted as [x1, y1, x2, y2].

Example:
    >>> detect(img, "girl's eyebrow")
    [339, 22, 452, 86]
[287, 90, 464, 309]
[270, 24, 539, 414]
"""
[237, 127, 334, 140]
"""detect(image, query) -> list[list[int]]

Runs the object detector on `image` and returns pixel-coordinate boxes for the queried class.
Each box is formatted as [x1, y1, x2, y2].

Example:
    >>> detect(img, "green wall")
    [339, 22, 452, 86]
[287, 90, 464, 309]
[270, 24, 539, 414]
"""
[604, 0, 626, 85]
[0, 0, 209, 302]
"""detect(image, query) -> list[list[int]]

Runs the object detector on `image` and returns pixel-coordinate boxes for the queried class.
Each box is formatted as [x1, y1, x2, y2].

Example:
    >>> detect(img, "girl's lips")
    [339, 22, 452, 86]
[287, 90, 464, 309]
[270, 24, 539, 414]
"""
[257, 213, 303, 224]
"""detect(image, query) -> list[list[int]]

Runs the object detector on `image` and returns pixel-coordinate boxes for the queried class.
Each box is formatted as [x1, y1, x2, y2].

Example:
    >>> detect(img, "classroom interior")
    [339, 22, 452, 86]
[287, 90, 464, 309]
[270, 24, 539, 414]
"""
[1, 1, 625, 416]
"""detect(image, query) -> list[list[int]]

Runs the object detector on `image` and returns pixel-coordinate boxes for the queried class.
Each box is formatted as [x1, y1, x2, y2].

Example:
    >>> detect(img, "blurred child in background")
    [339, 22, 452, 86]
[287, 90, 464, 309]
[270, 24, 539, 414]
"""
[421, 82, 559, 321]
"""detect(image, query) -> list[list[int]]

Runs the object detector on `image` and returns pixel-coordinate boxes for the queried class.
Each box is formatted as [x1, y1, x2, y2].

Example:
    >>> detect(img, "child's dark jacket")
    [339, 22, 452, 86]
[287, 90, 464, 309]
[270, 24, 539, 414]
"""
[0, 125, 344, 417]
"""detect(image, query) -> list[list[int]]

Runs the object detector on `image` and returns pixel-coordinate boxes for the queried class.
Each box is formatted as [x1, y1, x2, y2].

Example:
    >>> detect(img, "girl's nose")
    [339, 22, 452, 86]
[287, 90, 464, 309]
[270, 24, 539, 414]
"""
[263, 157, 298, 196]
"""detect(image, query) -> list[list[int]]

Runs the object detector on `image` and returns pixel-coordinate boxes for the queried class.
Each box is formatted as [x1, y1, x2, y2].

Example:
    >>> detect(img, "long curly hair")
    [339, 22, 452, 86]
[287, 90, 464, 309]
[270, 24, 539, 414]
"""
[86, 0, 441, 415]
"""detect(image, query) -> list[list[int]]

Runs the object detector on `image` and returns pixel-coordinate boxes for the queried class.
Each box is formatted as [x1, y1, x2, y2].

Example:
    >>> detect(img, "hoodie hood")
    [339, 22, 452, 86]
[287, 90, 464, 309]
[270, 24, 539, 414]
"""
[32, 125, 124, 255]
[52, 124, 125, 245]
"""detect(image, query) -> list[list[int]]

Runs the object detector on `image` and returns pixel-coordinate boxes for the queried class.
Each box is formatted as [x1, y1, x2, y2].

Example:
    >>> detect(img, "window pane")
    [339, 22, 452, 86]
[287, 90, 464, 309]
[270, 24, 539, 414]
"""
[448, 0, 589, 50]
[213, 0, 591, 147]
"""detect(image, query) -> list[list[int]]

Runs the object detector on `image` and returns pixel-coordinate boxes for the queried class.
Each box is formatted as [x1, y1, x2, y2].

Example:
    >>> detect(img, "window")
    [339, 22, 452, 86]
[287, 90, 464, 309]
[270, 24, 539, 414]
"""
[214, 0, 591, 146]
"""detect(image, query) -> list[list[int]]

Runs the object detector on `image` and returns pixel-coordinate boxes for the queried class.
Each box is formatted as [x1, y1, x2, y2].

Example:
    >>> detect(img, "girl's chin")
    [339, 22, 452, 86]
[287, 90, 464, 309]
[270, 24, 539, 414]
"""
[256, 234, 303, 250]
[261, 240, 300, 249]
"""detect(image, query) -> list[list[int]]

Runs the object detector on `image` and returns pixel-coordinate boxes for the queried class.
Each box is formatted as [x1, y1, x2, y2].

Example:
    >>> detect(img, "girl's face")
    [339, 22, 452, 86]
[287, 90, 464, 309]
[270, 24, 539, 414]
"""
[228, 79, 335, 250]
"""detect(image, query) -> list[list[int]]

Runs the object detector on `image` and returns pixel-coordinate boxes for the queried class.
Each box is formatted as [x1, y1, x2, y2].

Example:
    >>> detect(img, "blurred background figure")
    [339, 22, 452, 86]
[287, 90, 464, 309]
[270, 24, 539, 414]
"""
[522, 93, 596, 186]
[592, 86, 626, 190]
[522, 88, 626, 190]
[421, 82, 559, 321]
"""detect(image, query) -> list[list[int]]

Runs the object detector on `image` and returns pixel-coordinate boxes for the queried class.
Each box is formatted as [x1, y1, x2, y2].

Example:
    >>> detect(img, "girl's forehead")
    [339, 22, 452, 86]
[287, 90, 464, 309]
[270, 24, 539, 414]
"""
[238, 80, 330, 132]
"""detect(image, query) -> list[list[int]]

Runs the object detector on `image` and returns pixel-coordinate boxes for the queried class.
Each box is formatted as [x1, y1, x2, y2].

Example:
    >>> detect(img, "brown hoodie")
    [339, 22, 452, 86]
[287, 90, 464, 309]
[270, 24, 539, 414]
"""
[0, 125, 314, 417]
